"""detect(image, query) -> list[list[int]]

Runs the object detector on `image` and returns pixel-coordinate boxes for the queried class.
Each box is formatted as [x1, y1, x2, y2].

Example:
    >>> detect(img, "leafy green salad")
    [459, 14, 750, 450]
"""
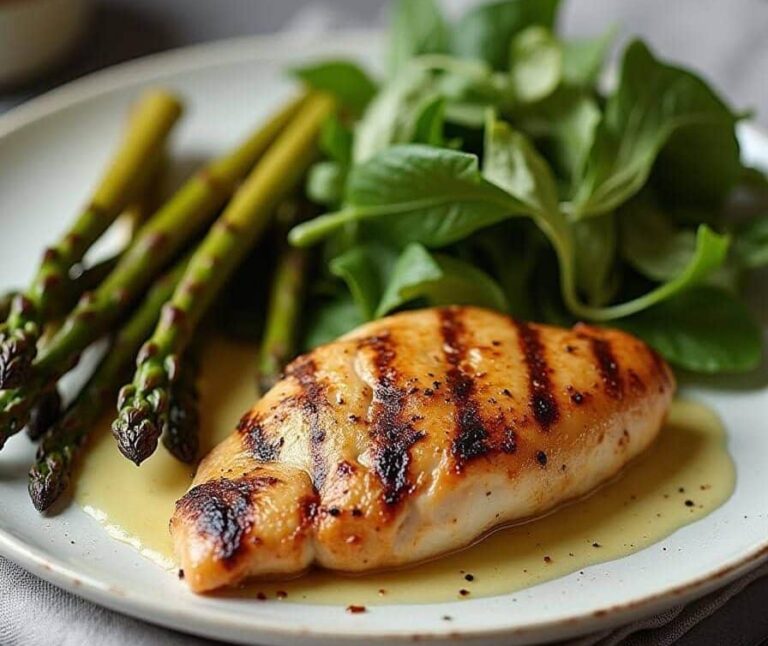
[288, 0, 767, 375]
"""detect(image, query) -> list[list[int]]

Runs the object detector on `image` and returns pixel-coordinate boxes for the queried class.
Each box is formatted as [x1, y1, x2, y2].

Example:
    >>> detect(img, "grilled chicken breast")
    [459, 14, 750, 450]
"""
[171, 306, 674, 592]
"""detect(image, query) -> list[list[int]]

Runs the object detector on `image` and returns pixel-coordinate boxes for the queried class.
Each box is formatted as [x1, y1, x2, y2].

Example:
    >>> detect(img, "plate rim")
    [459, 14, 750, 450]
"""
[0, 29, 767, 645]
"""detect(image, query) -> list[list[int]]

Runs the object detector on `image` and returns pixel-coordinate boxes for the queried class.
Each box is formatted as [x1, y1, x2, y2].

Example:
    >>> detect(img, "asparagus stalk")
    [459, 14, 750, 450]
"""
[28, 260, 187, 512]
[0, 292, 17, 322]
[26, 387, 62, 442]
[0, 91, 183, 389]
[113, 92, 335, 465]
[0, 94, 309, 451]
[257, 208, 311, 394]
[25, 195, 160, 441]
[161, 344, 201, 463]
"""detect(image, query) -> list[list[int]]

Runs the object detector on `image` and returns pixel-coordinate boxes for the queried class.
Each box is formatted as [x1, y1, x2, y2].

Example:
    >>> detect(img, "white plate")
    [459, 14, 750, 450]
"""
[0, 30, 767, 646]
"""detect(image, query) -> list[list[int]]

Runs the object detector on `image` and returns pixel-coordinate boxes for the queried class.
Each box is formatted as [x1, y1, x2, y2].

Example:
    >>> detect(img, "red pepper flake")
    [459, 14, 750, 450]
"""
[346, 605, 367, 614]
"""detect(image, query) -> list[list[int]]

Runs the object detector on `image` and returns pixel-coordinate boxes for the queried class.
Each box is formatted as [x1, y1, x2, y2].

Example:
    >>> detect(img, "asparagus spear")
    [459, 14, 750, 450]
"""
[113, 92, 335, 465]
[161, 344, 201, 463]
[0, 292, 17, 322]
[26, 387, 63, 442]
[25, 193, 160, 441]
[0, 91, 183, 390]
[0, 94, 309, 451]
[28, 261, 187, 512]
[257, 207, 311, 394]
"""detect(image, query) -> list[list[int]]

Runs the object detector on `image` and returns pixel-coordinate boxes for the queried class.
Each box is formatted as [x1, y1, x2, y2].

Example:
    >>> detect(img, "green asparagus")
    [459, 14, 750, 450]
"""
[113, 92, 335, 465]
[161, 343, 201, 463]
[26, 387, 62, 442]
[0, 292, 17, 322]
[0, 94, 309, 451]
[28, 260, 187, 512]
[257, 207, 311, 393]
[25, 184, 163, 442]
[0, 91, 183, 389]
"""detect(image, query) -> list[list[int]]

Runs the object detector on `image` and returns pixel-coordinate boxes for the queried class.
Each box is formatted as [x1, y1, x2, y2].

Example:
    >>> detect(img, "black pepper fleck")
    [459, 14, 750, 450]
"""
[346, 605, 367, 614]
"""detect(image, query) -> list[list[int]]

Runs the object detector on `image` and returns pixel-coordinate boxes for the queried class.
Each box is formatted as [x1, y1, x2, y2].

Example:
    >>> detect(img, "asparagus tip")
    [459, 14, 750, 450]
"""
[28, 458, 66, 513]
[111, 401, 161, 465]
[27, 388, 63, 441]
[0, 324, 39, 390]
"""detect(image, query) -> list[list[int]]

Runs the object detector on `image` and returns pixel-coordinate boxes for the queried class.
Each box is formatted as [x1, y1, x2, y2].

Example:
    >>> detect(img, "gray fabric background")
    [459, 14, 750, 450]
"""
[1, 1, 768, 644]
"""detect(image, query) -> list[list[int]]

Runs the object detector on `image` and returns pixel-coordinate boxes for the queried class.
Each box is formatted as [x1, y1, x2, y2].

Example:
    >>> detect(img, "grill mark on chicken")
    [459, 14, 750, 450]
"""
[584, 334, 623, 399]
[362, 333, 425, 506]
[238, 414, 281, 461]
[515, 321, 559, 431]
[175, 475, 279, 567]
[286, 356, 329, 490]
[439, 308, 490, 466]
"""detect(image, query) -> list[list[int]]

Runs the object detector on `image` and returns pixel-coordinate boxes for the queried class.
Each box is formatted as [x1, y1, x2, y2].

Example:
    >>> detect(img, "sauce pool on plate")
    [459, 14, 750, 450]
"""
[75, 337, 735, 605]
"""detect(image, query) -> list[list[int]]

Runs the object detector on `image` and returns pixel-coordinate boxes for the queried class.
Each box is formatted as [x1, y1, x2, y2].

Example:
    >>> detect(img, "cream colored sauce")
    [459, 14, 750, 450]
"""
[76, 337, 736, 605]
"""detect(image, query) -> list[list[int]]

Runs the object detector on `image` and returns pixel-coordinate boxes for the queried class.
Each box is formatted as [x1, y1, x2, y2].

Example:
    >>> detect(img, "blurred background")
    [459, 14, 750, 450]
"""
[0, 0, 767, 124]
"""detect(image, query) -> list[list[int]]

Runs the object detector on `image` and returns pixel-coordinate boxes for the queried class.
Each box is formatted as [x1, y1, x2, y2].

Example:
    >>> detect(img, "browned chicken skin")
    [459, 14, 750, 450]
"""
[171, 306, 675, 592]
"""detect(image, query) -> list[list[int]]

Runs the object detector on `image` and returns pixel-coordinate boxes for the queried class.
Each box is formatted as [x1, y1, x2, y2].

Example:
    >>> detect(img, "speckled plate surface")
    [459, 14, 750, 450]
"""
[0, 31, 767, 646]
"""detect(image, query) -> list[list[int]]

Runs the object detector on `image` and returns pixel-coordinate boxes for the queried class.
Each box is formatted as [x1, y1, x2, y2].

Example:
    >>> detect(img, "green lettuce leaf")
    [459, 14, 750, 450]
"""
[452, 0, 561, 71]
[617, 286, 763, 373]
[377, 242, 508, 315]
[292, 60, 377, 113]
[572, 40, 740, 218]
[388, 0, 449, 76]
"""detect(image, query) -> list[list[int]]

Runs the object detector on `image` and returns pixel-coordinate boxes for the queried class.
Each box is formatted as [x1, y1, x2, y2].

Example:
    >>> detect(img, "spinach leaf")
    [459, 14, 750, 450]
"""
[290, 144, 524, 248]
[573, 215, 618, 307]
[561, 30, 613, 87]
[483, 113, 560, 216]
[620, 199, 701, 281]
[412, 96, 447, 146]
[302, 295, 364, 350]
[292, 60, 377, 113]
[452, 0, 561, 71]
[388, 0, 449, 76]
[307, 161, 346, 206]
[320, 114, 353, 165]
[572, 40, 740, 219]
[617, 286, 763, 373]
[482, 116, 731, 320]
[377, 243, 509, 315]
[329, 243, 397, 319]
[307, 115, 354, 206]
[469, 225, 542, 319]
[732, 215, 768, 269]
[508, 27, 562, 103]
[353, 66, 439, 162]
[517, 87, 602, 190]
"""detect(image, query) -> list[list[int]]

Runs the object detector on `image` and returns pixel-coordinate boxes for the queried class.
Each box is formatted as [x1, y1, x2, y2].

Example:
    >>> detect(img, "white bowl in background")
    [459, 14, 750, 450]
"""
[0, 0, 91, 86]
